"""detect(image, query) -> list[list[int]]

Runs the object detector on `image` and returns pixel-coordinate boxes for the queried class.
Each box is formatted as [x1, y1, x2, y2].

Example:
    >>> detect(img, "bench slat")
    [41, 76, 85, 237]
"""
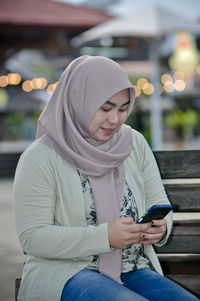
[171, 225, 200, 235]
[158, 253, 200, 262]
[15, 278, 21, 301]
[166, 275, 200, 298]
[155, 225, 200, 253]
[15, 275, 200, 299]
[0, 153, 21, 177]
[1, 150, 200, 178]
[165, 187, 200, 211]
[156, 239, 200, 253]
[173, 213, 200, 223]
[153, 150, 200, 179]
[156, 241, 200, 254]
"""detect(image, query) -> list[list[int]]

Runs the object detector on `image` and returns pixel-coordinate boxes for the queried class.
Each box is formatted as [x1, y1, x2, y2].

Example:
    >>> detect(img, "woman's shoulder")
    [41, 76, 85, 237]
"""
[127, 128, 153, 165]
[130, 128, 148, 148]
[21, 141, 54, 161]
[19, 142, 74, 174]
[17, 142, 60, 172]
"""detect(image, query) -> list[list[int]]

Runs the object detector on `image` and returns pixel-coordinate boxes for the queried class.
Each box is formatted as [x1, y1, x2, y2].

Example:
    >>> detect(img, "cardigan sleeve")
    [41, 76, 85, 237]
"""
[13, 144, 111, 260]
[139, 133, 173, 246]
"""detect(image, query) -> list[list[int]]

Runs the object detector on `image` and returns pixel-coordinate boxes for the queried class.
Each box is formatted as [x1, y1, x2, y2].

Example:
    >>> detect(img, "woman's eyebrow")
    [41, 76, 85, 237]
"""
[105, 100, 130, 107]
[121, 100, 130, 107]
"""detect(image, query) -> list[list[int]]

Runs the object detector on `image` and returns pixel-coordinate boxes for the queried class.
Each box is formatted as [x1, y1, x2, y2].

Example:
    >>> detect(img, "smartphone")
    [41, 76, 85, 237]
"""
[137, 204, 173, 224]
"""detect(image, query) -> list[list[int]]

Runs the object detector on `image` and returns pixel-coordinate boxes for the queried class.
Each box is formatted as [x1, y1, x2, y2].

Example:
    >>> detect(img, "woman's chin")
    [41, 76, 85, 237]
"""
[93, 133, 113, 142]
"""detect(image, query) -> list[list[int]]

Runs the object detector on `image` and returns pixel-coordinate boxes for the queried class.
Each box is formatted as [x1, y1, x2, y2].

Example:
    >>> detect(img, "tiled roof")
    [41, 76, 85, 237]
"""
[0, 0, 111, 27]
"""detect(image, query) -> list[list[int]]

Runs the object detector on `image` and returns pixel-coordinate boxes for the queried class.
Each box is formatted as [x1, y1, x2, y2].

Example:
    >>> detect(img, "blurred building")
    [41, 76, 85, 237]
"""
[0, 0, 112, 151]
[0, 0, 111, 63]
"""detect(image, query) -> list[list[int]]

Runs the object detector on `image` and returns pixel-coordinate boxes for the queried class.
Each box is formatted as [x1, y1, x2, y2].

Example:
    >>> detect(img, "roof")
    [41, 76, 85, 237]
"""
[76, 2, 200, 43]
[0, 0, 111, 27]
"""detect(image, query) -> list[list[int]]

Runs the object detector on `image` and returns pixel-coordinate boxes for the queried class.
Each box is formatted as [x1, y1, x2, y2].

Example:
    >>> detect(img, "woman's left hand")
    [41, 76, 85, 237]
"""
[140, 219, 167, 245]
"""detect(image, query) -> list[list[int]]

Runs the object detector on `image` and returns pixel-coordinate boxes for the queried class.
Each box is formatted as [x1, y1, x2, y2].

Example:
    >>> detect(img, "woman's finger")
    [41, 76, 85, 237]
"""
[151, 219, 166, 227]
[145, 224, 166, 234]
[140, 229, 166, 244]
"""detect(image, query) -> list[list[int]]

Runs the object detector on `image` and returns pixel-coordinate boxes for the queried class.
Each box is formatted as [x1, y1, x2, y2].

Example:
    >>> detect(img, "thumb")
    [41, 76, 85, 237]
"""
[120, 217, 134, 224]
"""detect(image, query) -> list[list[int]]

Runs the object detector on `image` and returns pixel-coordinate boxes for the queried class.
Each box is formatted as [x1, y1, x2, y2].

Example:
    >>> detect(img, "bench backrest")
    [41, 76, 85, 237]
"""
[154, 150, 200, 212]
[153, 150, 200, 255]
[0, 153, 21, 177]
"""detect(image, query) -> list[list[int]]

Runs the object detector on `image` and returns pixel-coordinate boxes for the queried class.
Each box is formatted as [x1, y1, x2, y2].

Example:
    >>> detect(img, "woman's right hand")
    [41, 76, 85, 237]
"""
[108, 217, 151, 249]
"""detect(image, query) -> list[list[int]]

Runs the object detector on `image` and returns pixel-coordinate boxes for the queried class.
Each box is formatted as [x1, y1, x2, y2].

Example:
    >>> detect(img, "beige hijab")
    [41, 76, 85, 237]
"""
[36, 55, 135, 283]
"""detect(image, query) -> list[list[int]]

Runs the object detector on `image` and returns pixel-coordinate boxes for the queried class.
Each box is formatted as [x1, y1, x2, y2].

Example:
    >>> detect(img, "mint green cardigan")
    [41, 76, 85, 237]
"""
[14, 129, 173, 301]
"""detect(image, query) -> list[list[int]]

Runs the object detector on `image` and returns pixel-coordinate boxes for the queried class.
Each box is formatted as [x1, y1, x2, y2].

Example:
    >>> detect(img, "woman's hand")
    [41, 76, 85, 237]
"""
[140, 219, 167, 245]
[108, 217, 151, 249]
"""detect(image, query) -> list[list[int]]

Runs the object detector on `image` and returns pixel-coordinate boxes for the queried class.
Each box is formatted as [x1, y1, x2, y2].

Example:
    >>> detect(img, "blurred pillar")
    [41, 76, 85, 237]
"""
[149, 38, 162, 150]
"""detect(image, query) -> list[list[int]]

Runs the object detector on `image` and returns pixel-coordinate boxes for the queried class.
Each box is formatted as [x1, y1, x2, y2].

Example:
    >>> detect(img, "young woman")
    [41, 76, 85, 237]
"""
[14, 56, 198, 301]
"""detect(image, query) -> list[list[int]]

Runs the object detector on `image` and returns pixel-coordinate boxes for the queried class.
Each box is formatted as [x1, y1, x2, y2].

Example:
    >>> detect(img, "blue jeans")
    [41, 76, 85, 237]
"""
[60, 268, 199, 301]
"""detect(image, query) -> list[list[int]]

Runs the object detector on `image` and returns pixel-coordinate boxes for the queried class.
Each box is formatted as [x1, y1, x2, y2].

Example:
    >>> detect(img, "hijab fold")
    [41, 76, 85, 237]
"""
[36, 56, 135, 283]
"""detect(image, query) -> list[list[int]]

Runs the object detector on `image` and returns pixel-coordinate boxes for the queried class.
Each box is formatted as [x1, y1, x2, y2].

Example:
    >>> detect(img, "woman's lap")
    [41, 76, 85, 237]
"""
[61, 268, 199, 301]
[121, 268, 199, 301]
[61, 269, 148, 301]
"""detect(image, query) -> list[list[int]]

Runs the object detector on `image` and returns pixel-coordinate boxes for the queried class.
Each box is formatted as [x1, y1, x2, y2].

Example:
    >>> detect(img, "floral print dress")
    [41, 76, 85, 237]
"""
[79, 173, 151, 273]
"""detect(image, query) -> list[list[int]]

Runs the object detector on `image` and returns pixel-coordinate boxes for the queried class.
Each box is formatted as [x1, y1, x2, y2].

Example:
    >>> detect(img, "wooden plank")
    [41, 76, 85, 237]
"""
[15, 278, 21, 301]
[15, 274, 200, 299]
[165, 187, 200, 211]
[162, 261, 200, 275]
[0, 153, 21, 177]
[155, 226, 200, 253]
[163, 179, 200, 186]
[173, 213, 200, 223]
[156, 238, 200, 253]
[158, 253, 200, 262]
[159, 254, 200, 274]
[171, 225, 200, 235]
[166, 275, 200, 298]
[153, 150, 200, 179]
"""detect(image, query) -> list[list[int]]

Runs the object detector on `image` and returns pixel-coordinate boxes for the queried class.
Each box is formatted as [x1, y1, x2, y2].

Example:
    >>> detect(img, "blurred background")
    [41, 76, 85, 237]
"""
[0, 0, 200, 300]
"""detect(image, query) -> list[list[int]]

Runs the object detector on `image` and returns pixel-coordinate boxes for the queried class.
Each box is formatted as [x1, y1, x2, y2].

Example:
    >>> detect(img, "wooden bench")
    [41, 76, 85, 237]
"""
[15, 150, 200, 299]
[154, 150, 200, 298]
[0, 153, 21, 178]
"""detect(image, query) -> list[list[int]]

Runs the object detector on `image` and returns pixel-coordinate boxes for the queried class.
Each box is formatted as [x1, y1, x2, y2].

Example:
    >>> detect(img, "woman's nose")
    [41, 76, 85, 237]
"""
[108, 110, 119, 124]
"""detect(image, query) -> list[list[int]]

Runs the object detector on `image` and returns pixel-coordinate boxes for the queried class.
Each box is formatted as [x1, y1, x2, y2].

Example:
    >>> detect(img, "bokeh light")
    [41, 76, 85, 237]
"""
[161, 74, 172, 84]
[47, 82, 58, 95]
[142, 83, 154, 95]
[173, 71, 185, 81]
[0, 76, 9, 87]
[163, 81, 175, 93]
[133, 85, 141, 97]
[7, 73, 21, 85]
[174, 79, 186, 91]
[137, 78, 148, 89]
[22, 80, 33, 92]
[32, 77, 48, 89]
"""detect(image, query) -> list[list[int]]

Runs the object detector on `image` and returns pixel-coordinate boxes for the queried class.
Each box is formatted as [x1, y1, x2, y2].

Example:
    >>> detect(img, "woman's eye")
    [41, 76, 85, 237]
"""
[101, 106, 128, 112]
[119, 107, 129, 112]
[102, 107, 111, 112]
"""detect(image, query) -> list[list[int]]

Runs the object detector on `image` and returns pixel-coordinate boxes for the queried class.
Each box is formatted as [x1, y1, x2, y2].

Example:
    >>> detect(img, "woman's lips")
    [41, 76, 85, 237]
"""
[101, 127, 116, 135]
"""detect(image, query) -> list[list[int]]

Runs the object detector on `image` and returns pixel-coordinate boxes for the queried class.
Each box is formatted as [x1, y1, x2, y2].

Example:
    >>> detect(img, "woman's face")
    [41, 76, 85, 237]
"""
[88, 89, 130, 142]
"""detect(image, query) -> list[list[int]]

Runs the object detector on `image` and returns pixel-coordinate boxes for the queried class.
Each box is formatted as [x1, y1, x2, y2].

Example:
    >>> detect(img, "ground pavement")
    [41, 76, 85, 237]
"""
[0, 179, 26, 301]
